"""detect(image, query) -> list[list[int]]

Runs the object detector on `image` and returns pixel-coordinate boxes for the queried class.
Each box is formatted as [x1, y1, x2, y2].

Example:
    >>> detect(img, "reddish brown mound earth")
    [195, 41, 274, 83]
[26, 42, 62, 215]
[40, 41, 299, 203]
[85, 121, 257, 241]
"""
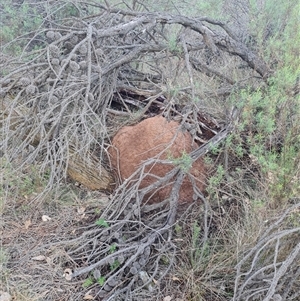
[109, 116, 206, 204]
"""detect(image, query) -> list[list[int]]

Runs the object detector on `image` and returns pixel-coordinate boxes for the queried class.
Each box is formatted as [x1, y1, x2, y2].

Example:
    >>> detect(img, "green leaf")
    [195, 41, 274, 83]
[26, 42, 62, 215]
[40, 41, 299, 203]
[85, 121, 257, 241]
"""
[95, 218, 109, 228]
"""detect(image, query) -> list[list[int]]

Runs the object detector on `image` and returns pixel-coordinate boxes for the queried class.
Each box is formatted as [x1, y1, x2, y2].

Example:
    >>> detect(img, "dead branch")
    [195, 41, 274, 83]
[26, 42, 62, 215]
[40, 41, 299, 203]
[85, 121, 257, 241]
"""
[1, 95, 114, 190]
[232, 202, 300, 301]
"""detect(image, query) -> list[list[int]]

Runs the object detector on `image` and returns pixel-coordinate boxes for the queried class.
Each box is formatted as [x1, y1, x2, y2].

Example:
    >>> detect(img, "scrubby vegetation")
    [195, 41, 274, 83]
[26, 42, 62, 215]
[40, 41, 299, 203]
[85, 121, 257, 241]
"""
[1, 1, 299, 300]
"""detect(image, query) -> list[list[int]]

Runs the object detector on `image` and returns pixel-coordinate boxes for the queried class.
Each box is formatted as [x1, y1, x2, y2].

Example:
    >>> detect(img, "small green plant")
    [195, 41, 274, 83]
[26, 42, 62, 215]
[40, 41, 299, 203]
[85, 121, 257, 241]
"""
[174, 224, 182, 236]
[164, 82, 180, 99]
[190, 221, 205, 267]
[252, 199, 265, 209]
[207, 165, 225, 194]
[167, 151, 193, 172]
[82, 277, 94, 288]
[1, 158, 48, 202]
[167, 33, 182, 54]
[209, 143, 221, 155]
[109, 243, 117, 254]
[95, 218, 109, 228]
[110, 260, 120, 271]
[97, 276, 106, 286]
[20, 176, 35, 196]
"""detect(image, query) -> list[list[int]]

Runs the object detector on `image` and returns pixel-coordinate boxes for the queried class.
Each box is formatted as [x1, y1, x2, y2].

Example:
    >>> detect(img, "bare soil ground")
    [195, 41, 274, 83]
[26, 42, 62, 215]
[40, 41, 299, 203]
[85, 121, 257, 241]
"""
[1, 168, 112, 301]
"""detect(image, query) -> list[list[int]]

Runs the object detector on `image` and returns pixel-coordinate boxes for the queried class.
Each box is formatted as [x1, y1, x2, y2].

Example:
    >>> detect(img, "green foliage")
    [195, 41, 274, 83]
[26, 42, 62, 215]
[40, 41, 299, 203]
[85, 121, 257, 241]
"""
[237, 90, 299, 203]
[51, 2, 81, 20]
[248, 0, 298, 54]
[159, 255, 170, 265]
[0, 0, 43, 54]
[0, 0, 96, 55]
[209, 143, 221, 155]
[231, 1, 300, 204]
[207, 165, 224, 194]
[190, 222, 212, 269]
[288, 211, 300, 228]
[252, 199, 265, 209]
[109, 243, 117, 254]
[165, 84, 180, 99]
[167, 31, 183, 54]
[174, 223, 182, 235]
[82, 277, 94, 288]
[167, 151, 193, 172]
[235, 143, 245, 158]
[192, 0, 223, 18]
[95, 218, 110, 228]
[190, 221, 204, 267]
[97, 276, 106, 286]
[94, 208, 101, 214]
[269, 144, 300, 200]
[110, 260, 120, 271]
[228, 76, 299, 202]
[138, 0, 223, 16]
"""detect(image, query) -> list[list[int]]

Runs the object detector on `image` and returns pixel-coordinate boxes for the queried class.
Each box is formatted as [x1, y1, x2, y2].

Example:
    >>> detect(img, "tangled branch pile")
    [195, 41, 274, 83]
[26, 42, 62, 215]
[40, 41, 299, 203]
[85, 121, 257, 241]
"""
[1, 2, 269, 190]
[3, 2, 298, 301]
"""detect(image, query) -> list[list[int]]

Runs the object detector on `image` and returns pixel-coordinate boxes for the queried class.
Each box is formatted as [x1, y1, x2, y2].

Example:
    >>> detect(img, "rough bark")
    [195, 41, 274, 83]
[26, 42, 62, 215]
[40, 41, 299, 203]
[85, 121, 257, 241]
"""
[67, 146, 114, 191]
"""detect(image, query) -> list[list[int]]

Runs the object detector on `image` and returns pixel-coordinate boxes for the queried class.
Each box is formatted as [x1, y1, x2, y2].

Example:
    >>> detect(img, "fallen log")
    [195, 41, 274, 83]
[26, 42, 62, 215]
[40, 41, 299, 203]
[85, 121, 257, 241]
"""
[67, 145, 115, 191]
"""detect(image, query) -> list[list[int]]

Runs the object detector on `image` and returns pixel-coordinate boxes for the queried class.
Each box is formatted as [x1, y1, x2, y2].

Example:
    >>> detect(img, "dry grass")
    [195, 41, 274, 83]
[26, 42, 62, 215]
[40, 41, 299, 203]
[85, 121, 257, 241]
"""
[1, 153, 300, 301]
[1, 169, 111, 300]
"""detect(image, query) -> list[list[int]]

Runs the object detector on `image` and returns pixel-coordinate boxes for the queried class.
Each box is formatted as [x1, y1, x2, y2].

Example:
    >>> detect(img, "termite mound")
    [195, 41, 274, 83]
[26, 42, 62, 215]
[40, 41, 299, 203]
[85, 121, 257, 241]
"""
[109, 116, 207, 204]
